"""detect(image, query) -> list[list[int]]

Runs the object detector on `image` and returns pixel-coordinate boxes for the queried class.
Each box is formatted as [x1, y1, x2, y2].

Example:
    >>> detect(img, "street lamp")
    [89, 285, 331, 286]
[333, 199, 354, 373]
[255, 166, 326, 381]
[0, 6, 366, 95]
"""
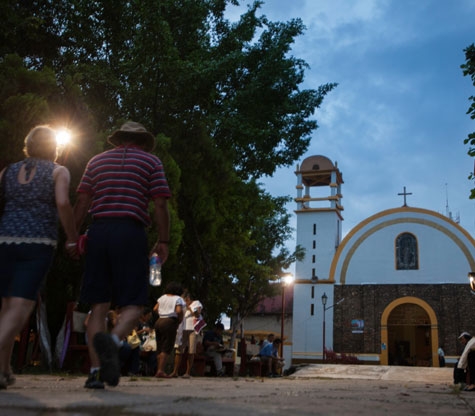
[281, 273, 294, 358]
[321, 292, 328, 361]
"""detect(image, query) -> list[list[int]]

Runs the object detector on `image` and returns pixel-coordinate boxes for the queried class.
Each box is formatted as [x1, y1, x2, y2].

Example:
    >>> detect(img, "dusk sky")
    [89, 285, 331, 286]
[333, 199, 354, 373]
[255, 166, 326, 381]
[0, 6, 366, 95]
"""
[230, 1, 475, 263]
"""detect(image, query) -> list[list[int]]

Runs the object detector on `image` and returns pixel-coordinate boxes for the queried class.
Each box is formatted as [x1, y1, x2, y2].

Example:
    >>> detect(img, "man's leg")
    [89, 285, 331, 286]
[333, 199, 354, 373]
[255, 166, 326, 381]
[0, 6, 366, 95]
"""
[207, 351, 224, 375]
[113, 305, 142, 341]
[169, 349, 182, 377]
[86, 302, 109, 368]
[185, 353, 195, 377]
[127, 347, 141, 375]
[185, 332, 198, 376]
[467, 351, 475, 388]
[95, 304, 141, 385]
[260, 356, 272, 376]
[85, 302, 122, 388]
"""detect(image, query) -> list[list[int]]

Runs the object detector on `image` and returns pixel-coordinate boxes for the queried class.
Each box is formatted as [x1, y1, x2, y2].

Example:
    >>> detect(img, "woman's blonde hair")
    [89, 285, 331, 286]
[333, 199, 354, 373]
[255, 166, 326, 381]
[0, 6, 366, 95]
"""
[23, 125, 58, 161]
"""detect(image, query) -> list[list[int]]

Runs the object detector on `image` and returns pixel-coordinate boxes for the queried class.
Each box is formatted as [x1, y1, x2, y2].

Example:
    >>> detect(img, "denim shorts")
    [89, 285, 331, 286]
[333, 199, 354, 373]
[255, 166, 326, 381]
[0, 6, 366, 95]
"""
[0, 243, 55, 300]
[79, 218, 149, 307]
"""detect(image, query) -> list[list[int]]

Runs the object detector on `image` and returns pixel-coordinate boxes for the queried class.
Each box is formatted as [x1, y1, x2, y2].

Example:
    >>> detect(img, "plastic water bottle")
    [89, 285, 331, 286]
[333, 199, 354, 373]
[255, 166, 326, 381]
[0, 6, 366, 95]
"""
[149, 253, 162, 286]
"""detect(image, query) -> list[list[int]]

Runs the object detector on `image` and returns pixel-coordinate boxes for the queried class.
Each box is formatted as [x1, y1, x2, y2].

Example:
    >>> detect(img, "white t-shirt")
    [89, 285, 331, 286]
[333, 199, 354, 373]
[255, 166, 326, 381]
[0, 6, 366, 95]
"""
[184, 300, 203, 330]
[157, 294, 185, 318]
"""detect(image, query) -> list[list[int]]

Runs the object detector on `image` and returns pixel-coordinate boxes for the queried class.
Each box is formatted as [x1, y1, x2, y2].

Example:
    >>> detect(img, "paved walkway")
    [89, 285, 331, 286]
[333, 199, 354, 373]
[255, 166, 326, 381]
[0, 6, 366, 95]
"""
[0, 365, 474, 415]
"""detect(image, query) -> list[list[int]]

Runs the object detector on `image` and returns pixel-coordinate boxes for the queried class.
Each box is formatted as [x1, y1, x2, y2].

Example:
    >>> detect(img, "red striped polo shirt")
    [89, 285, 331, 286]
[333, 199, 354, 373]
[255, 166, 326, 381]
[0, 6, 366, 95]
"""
[77, 145, 171, 226]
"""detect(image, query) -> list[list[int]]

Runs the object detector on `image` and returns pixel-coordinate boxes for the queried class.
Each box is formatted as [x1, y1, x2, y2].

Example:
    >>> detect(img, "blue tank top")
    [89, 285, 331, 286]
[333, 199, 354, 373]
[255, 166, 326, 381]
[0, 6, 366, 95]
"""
[0, 159, 58, 245]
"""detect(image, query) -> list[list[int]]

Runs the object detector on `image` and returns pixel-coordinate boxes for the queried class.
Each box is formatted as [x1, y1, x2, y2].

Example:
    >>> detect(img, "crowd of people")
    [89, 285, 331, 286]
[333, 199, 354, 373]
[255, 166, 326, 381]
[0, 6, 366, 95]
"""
[85, 287, 208, 380]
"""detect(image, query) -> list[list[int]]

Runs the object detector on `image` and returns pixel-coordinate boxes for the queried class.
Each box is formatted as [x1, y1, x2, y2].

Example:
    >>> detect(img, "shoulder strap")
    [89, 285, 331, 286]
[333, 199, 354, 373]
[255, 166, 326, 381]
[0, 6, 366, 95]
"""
[1, 164, 10, 189]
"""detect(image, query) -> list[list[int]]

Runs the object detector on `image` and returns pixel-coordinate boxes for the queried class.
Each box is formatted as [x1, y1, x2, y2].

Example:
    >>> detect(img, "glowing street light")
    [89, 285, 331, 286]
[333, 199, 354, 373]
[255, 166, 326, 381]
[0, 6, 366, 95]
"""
[469, 272, 475, 295]
[56, 129, 72, 147]
[280, 272, 294, 358]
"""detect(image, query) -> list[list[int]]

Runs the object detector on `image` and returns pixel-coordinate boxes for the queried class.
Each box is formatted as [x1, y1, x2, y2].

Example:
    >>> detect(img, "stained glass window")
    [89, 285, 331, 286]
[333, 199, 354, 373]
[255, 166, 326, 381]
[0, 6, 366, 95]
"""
[396, 232, 418, 270]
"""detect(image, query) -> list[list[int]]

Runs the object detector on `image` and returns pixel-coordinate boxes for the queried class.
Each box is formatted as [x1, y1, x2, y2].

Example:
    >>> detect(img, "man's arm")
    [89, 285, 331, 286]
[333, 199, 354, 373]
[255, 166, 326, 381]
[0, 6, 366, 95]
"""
[203, 332, 221, 349]
[74, 192, 92, 231]
[176, 301, 184, 323]
[53, 166, 79, 256]
[151, 196, 170, 262]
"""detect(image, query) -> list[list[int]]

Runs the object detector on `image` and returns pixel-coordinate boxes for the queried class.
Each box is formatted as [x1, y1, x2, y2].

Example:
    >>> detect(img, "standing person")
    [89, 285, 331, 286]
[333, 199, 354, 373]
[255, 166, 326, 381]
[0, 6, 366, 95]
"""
[168, 290, 188, 378]
[438, 345, 445, 368]
[0, 125, 78, 389]
[183, 297, 204, 378]
[169, 291, 204, 378]
[457, 332, 475, 391]
[153, 281, 185, 378]
[74, 121, 171, 389]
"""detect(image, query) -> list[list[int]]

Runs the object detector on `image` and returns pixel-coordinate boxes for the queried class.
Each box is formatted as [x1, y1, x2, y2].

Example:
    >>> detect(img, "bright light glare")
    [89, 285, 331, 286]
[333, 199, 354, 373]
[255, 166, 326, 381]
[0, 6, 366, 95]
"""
[469, 273, 475, 291]
[56, 129, 72, 146]
[282, 273, 294, 285]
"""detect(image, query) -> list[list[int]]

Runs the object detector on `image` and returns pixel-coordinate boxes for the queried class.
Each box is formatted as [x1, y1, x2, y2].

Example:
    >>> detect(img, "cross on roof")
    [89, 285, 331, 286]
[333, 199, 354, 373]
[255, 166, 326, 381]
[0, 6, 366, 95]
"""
[398, 186, 412, 207]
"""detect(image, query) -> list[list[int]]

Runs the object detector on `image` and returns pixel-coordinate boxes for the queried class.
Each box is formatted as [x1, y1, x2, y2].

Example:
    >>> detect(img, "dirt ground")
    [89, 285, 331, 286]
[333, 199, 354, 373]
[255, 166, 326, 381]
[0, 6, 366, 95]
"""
[0, 365, 473, 416]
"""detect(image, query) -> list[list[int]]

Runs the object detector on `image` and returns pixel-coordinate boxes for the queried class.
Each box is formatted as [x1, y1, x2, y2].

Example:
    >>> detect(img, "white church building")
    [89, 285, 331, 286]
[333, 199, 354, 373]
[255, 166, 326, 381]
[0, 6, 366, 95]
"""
[291, 155, 475, 367]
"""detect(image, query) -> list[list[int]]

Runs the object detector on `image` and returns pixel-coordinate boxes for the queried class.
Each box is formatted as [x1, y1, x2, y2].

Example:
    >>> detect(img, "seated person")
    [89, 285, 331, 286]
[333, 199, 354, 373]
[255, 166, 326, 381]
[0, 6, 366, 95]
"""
[203, 323, 226, 376]
[456, 332, 475, 390]
[136, 307, 157, 376]
[136, 307, 154, 343]
[262, 333, 275, 348]
[259, 338, 284, 377]
[121, 327, 141, 376]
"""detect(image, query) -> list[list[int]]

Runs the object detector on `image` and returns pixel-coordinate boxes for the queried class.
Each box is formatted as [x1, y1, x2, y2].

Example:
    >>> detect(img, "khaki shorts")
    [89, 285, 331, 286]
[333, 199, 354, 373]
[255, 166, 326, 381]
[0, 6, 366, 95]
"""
[177, 330, 202, 354]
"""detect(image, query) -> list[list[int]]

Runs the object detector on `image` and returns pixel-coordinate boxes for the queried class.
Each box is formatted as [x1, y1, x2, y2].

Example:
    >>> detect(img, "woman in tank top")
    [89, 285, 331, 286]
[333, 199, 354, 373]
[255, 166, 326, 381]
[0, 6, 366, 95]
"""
[0, 125, 78, 389]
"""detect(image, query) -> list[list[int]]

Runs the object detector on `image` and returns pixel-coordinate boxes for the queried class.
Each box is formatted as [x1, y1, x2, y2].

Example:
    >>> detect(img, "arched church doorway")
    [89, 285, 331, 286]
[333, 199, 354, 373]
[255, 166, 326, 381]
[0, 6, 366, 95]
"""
[380, 297, 438, 367]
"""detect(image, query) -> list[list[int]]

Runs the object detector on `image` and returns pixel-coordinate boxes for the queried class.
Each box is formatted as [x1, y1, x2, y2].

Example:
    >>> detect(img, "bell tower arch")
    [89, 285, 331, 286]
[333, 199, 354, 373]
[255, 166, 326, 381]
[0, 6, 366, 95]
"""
[295, 155, 344, 282]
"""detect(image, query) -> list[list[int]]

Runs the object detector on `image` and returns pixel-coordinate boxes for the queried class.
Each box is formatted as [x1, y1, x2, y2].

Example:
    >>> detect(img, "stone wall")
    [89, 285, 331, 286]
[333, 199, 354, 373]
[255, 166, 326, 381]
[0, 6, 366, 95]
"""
[333, 284, 474, 358]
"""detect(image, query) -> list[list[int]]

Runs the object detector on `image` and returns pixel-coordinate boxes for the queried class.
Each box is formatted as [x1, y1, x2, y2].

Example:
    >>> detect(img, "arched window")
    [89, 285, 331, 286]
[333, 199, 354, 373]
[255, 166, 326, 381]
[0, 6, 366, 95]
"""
[395, 232, 418, 270]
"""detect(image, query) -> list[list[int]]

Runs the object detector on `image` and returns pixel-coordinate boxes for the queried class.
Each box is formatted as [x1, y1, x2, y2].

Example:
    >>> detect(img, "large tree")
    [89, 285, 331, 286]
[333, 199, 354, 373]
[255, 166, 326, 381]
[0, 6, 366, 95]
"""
[462, 44, 475, 198]
[1, 1, 336, 339]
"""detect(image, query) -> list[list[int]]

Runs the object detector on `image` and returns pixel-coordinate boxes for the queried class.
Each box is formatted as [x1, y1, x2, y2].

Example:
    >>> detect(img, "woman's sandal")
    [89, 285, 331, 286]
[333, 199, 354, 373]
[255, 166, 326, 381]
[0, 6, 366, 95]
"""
[0, 373, 15, 388]
[5, 373, 16, 386]
[154, 372, 172, 379]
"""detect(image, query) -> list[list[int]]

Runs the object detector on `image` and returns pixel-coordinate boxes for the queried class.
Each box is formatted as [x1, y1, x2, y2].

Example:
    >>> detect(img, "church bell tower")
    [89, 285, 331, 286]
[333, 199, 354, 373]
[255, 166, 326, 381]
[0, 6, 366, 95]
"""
[292, 155, 344, 361]
[295, 155, 344, 281]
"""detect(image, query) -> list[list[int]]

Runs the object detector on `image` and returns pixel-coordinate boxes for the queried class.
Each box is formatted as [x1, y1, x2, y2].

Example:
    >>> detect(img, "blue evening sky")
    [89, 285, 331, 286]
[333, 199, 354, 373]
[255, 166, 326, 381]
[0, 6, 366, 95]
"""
[229, 1, 475, 256]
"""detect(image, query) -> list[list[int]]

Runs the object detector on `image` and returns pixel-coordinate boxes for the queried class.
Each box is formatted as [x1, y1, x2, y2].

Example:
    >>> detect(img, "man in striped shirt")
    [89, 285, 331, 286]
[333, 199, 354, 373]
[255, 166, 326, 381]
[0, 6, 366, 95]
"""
[74, 121, 171, 389]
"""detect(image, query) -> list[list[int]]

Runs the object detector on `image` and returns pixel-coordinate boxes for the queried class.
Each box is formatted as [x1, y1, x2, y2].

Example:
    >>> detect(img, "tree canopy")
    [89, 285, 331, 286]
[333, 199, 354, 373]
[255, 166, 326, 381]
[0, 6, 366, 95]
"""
[1, 0, 336, 337]
[462, 43, 475, 198]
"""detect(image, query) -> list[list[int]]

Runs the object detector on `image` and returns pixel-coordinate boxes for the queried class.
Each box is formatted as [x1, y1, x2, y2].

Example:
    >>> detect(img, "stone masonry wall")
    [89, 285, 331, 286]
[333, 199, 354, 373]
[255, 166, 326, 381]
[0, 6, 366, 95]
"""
[333, 284, 474, 358]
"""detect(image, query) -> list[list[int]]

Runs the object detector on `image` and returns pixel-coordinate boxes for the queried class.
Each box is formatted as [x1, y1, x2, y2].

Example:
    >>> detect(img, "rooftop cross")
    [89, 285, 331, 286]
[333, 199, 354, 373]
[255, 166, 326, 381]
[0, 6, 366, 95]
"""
[398, 186, 412, 207]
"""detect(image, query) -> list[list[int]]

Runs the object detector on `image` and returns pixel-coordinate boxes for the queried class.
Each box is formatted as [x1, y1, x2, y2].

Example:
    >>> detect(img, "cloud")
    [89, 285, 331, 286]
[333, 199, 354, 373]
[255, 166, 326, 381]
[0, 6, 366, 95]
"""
[248, 1, 475, 239]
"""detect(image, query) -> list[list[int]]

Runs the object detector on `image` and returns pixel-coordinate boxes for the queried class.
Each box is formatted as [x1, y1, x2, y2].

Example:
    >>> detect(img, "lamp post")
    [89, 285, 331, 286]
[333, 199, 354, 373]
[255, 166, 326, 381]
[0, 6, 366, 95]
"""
[280, 273, 294, 358]
[321, 292, 328, 362]
[321, 293, 345, 362]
